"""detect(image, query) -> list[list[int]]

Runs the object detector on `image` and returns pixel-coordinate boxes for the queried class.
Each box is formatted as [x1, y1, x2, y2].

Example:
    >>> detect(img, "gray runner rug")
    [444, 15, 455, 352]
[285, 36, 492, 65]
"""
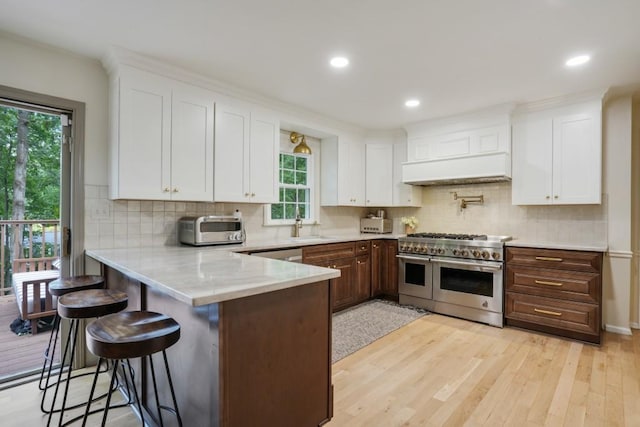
[332, 299, 427, 363]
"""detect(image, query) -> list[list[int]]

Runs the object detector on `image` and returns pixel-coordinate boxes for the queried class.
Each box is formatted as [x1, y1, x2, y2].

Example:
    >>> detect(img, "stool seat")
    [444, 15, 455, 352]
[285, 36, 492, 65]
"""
[86, 311, 180, 360]
[49, 275, 105, 297]
[58, 290, 128, 319]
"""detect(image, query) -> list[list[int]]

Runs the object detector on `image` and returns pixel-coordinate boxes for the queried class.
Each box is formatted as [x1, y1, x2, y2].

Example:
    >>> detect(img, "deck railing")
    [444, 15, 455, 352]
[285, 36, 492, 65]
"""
[0, 220, 61, 296]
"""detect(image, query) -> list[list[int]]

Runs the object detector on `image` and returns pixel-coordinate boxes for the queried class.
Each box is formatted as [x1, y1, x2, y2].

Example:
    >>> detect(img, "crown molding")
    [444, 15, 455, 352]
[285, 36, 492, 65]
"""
[512, 88, 608, 115]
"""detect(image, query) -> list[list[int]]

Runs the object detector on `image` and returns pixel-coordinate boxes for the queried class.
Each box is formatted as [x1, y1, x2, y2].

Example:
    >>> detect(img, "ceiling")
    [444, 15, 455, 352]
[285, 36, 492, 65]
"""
[1, 0, 640, 130]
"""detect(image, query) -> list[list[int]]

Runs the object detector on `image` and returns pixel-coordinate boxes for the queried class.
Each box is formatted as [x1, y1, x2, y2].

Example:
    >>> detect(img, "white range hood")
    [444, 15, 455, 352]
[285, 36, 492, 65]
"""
[402, 105, 513, 186]
[402, 152, 511, 185]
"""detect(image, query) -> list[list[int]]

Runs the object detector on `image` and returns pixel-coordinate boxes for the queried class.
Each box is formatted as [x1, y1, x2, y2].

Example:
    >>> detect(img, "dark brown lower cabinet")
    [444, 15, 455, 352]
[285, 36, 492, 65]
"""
[505, 246, 603, 344]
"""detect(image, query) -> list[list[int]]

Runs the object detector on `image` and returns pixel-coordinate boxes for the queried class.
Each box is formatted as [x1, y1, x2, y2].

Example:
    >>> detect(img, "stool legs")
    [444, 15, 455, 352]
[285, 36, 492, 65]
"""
[39, 314, 61, 392]
[82, 352, 182, 427]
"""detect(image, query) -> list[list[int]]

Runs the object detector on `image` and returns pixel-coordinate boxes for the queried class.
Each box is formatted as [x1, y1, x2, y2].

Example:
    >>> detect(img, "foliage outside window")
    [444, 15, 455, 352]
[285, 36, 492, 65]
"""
[269, 153, 312, 223]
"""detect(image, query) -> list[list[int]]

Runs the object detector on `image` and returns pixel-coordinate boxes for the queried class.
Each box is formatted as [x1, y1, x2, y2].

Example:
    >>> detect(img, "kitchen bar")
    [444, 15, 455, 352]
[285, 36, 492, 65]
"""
[86, 246, 340, 427]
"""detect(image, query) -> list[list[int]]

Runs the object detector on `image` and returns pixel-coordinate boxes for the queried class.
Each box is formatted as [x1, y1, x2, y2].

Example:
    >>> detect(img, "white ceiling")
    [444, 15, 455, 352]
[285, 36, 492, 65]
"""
[2, 0, 640, 130]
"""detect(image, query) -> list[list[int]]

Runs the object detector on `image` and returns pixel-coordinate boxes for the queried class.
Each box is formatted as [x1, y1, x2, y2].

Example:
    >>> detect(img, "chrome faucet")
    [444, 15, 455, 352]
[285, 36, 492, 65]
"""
[293, 210, 303, 237]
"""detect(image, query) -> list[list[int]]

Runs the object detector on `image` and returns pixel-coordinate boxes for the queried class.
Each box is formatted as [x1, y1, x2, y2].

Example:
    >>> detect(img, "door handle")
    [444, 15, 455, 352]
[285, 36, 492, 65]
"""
[63, 226, 71, 257]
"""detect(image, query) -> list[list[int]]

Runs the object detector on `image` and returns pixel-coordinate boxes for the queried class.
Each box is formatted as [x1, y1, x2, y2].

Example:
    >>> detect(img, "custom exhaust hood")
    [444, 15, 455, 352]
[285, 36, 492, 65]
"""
[402, 152, 511, 186]
[402, 105, 513, 186]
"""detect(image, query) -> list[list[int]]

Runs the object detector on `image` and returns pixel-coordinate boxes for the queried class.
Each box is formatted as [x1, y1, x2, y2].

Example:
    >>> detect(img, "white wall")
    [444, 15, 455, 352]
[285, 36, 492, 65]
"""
[0, 32, 109, 185]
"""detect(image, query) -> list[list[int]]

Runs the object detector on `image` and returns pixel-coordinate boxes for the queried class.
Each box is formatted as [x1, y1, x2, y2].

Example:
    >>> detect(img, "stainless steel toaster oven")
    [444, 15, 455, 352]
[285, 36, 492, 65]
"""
[178, 216, 244, 246]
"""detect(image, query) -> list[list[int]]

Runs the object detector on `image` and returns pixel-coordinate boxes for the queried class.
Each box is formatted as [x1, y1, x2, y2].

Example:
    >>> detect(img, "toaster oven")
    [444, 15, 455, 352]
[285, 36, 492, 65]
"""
[178, 216, 245, 246]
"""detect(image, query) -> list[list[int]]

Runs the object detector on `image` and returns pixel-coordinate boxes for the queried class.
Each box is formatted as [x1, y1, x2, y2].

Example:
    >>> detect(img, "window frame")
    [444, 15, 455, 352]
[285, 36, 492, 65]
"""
[263, 133, 319, 226]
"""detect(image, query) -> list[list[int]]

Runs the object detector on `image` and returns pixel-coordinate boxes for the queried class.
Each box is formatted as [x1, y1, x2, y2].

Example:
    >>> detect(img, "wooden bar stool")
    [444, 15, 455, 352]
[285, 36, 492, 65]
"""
[40, 276, 106, 403]
[46, 289, 128, 427]
[83, 311, 182, 427]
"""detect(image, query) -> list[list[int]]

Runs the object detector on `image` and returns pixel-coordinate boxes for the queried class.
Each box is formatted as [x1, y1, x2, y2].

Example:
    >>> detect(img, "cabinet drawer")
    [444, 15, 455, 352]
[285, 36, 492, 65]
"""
[505, 293, 599, 337]
[506, 247, 602, 273]
[355, 241, 370, 255]
[303, 242, 355, 263]
[506, 266, 600, 304]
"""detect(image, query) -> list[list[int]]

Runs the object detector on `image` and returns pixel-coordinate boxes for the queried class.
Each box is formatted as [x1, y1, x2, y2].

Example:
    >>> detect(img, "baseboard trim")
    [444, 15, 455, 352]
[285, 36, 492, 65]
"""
[630, 322, 640, 329]
[607, 250, 633, 259]
[605, 324, 633, 335]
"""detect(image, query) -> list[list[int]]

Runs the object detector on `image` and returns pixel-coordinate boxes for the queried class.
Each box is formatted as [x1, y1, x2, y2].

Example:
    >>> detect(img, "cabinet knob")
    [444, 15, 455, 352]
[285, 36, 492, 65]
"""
[554, 195, 558, 199]
[251, 193, 255, 197]
[545, 195, 550, 199]
[163, 188, 170, 193]
[373, 244, 378, 248]
[172, 188, 178, 193]
[357, 260, 362, 264]
[245, 192, 250, 197]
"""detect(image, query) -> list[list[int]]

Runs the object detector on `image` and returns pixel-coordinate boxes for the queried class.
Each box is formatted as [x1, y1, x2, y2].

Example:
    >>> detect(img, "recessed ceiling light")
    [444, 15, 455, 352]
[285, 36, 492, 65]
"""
[405, 99, 420, 108]
[565, 55, 591, 67]
[330, 57, 349, 68]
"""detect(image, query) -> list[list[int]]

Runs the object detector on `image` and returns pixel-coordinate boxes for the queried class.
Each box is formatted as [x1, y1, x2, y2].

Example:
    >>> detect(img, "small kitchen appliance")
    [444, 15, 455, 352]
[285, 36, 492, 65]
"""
[397, 232, 511, 327]
[360, 217, 392, 234]
[178, 216, 245, 246]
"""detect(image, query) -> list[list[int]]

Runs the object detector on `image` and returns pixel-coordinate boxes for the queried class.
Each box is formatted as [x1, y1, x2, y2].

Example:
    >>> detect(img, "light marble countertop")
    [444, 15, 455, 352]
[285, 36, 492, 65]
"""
[86, 233, 401, 307]
[506, 239, 608, 252]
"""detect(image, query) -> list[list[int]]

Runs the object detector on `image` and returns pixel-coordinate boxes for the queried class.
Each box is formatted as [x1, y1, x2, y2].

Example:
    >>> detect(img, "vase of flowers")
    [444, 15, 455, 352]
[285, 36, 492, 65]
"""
[401, 216, 419, 234]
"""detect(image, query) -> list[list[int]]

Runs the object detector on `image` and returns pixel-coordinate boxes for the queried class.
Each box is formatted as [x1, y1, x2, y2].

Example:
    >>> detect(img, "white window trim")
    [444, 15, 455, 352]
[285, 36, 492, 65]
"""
[263, 132, 320, 226]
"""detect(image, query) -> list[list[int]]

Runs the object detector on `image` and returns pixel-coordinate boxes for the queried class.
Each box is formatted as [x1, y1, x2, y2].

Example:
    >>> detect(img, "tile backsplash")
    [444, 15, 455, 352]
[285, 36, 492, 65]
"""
[411, 182, 608, 244]
[84, 185, 369, 249]
[85, 182, 608, 250]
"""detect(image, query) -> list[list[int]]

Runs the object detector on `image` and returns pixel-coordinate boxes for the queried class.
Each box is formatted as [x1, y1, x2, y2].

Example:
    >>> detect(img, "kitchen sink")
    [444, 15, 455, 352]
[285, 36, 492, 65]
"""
[287, 236, 336, 243]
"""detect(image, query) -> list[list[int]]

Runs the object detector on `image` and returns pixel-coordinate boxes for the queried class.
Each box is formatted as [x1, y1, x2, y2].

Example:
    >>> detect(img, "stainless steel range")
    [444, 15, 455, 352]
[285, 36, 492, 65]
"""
[397, 233, 511, 327]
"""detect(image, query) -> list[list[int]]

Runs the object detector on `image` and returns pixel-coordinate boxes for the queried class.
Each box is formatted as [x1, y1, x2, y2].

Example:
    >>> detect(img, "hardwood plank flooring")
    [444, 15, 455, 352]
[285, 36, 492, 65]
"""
[0, 295, 58, 380]
[1, 313, 639, 426]
[327, 314, 640, 427]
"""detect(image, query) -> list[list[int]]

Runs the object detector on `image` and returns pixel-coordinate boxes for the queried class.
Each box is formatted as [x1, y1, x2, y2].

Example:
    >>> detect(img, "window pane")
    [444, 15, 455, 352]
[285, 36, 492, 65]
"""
[279, 188, 285, 202]
[271, 204, 283, 219]
[295, 171, 307, 185]
[298, 204, 307, 218]
[285, 188, 297, 202]
[297, 189, 307, 202]
[282, 169, 295, 185]
[284, 204, 296, 219]
[295, 156, 307, 171]
[282, 154, 295, 169]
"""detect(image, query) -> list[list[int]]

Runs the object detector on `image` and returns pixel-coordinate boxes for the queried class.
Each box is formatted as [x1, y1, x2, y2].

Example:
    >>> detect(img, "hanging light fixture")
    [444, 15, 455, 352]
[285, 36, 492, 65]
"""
[290, 131, 312, 155]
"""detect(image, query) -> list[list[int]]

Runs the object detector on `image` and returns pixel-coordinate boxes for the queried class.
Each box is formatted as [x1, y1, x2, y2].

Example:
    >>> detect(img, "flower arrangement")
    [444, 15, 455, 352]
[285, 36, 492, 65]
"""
[401, 216, 419, 232]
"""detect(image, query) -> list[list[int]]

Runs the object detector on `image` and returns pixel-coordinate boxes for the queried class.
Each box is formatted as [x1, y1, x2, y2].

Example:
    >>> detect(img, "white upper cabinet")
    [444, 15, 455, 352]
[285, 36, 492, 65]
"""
[363, 133, 422, 207]
[321, 135, 365, 206]
[512, 97, 602, 205]
[392, 142, 422, 207]
[110, 65, 214, 201]
[365, 144, 393, 206]
[214, 104, 279, 203]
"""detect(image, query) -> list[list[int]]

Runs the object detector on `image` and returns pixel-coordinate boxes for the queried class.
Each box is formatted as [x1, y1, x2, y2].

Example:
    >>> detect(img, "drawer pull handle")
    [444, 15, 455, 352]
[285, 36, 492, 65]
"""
[534, 308, 562, 316]
[535, 256, 563, 262]
[535, 280, 563, 287]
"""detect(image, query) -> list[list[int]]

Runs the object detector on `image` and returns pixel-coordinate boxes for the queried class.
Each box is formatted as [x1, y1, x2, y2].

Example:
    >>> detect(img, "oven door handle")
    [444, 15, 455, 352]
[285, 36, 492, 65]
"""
[430, 256, 503, 271]
[396, 254, 431, 263]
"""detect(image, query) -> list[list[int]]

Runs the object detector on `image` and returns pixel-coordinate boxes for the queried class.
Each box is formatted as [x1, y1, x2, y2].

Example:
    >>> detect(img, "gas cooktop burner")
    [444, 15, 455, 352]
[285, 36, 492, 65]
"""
[407, 233, 488, 240]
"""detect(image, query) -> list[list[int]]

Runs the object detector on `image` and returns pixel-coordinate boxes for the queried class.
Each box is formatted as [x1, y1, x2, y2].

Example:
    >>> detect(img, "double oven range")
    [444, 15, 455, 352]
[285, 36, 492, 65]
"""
[398, 233, 511, 327]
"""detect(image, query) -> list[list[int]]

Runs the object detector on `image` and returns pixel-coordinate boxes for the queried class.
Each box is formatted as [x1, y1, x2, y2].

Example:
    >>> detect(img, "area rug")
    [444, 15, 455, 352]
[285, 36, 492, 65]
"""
[332, 299, 428, 363]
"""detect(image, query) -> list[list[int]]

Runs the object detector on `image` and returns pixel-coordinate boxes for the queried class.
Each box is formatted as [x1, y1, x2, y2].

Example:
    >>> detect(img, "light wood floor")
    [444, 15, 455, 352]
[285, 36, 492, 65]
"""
[1, 314, 638, 426]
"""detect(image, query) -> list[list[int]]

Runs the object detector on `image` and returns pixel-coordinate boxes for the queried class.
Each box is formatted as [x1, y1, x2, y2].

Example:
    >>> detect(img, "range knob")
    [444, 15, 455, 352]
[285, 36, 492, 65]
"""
[421, 245, 429, 254]
[481, 250, 490, 259]
[400, 244, 407, 252]
[461, 249, 469, 257]
[492, 252, 501, 260]
[412, 244, 421, 253]
[437, 248, 445, 255]
[430, 247, 437, 254]
[472, 250, 481, 258]
[452, 249, 460, 256]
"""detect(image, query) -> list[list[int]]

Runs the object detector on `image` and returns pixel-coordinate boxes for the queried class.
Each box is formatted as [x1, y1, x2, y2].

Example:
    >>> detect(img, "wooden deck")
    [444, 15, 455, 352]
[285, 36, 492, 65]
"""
[0, 294, 58, 380]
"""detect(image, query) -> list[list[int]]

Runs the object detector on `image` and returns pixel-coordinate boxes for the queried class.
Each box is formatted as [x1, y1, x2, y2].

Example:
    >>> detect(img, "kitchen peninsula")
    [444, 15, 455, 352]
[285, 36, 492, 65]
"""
[86, 246, 340, 427]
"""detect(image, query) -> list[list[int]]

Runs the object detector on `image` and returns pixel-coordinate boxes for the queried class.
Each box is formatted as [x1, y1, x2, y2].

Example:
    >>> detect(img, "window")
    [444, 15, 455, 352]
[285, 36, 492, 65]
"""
[268, 152, 314, 224]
